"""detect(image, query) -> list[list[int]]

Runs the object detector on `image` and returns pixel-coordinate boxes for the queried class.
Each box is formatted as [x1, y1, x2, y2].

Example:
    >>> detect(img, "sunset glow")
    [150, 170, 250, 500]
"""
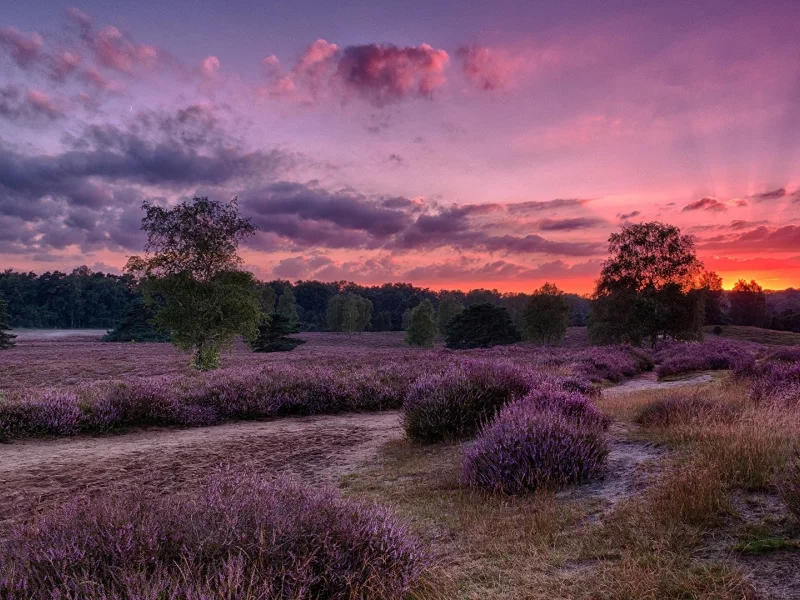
[1, 1, 798, 293]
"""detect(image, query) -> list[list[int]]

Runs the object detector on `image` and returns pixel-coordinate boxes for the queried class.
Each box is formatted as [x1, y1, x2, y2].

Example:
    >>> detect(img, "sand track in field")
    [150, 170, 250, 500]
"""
[0, 411, 403, 526]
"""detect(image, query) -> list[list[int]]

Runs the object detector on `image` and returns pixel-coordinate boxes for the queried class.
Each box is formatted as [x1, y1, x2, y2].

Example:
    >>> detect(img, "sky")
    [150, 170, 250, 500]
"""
[0, 0, 799, 294]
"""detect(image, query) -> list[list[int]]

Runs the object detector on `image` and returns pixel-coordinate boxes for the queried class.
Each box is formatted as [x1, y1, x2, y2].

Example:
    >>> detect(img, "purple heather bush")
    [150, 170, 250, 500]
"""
[1, 339, 659, 441]
[0, 471, 427, 599]
[520, 386, 609, 430]
[748, 361, 800, 405]
[765, 346, 800, 363]
[654, 339, 757, 379]
[460, 399, 609, 495]
[402, 361, 533, 443]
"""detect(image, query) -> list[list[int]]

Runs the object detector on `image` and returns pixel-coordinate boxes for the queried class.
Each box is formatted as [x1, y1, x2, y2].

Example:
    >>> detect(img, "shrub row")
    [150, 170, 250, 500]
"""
[0, 471, 427, 599]
[654, 340, 757, 379]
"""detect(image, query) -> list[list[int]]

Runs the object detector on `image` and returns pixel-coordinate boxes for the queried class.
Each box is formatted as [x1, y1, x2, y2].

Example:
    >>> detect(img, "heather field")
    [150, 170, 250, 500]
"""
[1, 331, 799, 599]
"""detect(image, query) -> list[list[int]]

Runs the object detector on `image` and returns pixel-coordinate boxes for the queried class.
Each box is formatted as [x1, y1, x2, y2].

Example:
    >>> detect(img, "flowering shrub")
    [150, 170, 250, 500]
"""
[765, 346, 800, 363]
[0, 471, 428, 599]
[1, 335, 660, 441]
[654, 340, 757, 379]
[402, 361, 532, 443]
[748, 361, 800, 405]
[460, 400, 608, 494]
[779, 455, 800, 521]
[519, 386, 609, 430]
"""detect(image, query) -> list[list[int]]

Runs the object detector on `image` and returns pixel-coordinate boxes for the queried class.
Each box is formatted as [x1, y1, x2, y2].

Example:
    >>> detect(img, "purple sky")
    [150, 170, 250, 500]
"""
[1, 0, 799, 292]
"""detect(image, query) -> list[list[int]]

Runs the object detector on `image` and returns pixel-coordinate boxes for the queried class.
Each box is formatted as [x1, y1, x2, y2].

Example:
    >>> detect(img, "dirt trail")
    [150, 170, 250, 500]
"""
[604, 370, 714, 396]
[0, 411, 403, 526]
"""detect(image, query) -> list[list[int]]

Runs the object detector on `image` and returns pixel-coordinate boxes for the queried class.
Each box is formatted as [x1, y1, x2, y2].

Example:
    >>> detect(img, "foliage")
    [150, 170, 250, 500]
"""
[0, 471, 427, 599]
[445, 303, 522, 349]
[588, 222, 705, 346]
[326, 292, 373, 333]
[258, 283, 277, 315]
[0, 266, 134, 328]
[405, 299, 436, 347]
[730, 279, 767, 327]
[250, 313, 306, 352]
[102, 295, 170, 342]
[402, 361, 533, 443]
[460, 399, 609, 494]
[522, 282, 570, 345]
[436, 294, 464, 334]
[0, 297, 16, 350]
[276, 283, 299, 324]
[126, 197, 261, 370]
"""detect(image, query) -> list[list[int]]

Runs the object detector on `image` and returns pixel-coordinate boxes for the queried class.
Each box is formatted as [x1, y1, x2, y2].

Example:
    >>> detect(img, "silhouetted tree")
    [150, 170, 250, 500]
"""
[588, 222, 705, 346]
[0, 298, 16, 349]
[522, 282, 570, 345]
[730, 279, 766, 327]
[445, 303, 522, 349]
[699, 271, 726, 325]
[126, 197, 262, 370]
[406, 299, 436, 347]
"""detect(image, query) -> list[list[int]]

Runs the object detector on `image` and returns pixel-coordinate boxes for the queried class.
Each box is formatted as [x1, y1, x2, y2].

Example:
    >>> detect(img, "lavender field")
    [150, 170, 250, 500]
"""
[1, 330, 799, 599]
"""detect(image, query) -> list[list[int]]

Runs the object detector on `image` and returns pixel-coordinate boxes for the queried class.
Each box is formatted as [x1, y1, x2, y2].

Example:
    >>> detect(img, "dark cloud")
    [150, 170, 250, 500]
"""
[682, 196, 727, 212]
[506, 198, 589, 214]
[618, 210, 640, 220]
[0, 27, 44, 68]
[538, 217, 604, 231]
[701, 225, 800, 252]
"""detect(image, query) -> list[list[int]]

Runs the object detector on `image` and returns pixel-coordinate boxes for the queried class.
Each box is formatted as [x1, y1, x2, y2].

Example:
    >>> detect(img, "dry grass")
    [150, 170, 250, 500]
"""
[339, 376, 800, 598]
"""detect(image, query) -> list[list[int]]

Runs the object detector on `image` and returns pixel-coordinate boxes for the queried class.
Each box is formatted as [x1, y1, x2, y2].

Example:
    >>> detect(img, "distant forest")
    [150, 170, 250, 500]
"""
[1, 267, 799, 333]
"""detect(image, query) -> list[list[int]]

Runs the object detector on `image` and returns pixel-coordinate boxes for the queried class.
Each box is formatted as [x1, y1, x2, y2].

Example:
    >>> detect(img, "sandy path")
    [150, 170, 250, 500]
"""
[0, 411, 403, 526]
[604, 370, 714, 396]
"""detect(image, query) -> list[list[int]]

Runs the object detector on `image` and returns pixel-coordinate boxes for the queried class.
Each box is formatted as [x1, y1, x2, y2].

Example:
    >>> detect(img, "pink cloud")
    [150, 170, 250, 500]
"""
[199, 55, 220, 79]
[0, 27, 44, 68]
[457, 45, 526, 90]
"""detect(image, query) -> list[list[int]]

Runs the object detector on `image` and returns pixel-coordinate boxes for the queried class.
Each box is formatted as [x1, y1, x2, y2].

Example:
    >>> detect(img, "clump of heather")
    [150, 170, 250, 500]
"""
[402, 361, 534, 443]
[779, 455, 800, 521]
[520, 385, 610, 430]
[654, 340, 756, 379]
[748, 361, 800, 405]
[460, 400, 608, 495]
[765, 346, 800, 363]
[635, 390, 737, 428]
[0, 471, 428, 599]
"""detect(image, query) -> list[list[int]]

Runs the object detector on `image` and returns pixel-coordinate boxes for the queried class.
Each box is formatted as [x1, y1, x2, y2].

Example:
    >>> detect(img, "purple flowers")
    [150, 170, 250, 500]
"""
[0, 470, 428, 599]
[654, 339, 757, 379]
[460, 395, 609, 495]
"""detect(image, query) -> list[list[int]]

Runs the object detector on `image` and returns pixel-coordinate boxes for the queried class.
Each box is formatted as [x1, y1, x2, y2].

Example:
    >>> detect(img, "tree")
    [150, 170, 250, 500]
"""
[259, 285, 277, 316]
[103, 295, 170, 342]
[445, 303, 522, 349]
[276, 284, 299, 325]
[699, 271, 726, 325]
[406, 299, 436, 347]
[0, 298, 16, 349]
[250, 313, 306, 352]
[730, 279, 766, 327]
[126, 197, 262, 370]
[436, 294, 464, 335]
[522, 282, 569, 345]
[326, 292, 373, 333]
[588, 222, 705, 346]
